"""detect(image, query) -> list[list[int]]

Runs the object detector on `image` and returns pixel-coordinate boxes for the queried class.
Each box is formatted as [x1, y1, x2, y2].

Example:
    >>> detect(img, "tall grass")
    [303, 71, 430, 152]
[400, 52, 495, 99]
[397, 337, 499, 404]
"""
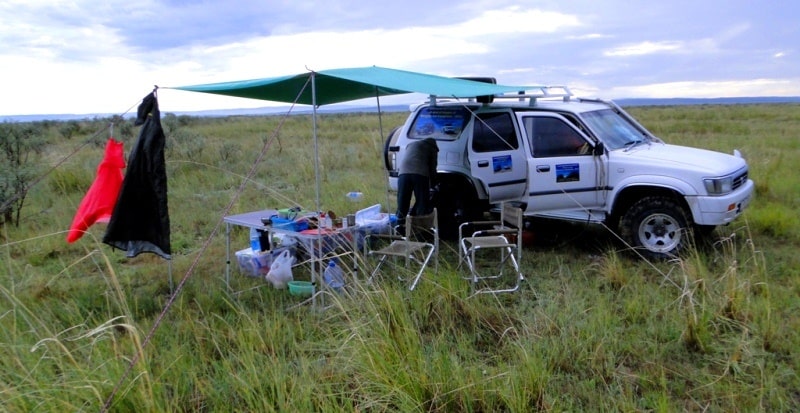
[1, 106, 798, 411]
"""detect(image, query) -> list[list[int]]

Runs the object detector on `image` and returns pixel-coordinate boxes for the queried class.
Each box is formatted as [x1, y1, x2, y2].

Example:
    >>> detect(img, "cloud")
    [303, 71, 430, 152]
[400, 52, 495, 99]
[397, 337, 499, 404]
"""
[455, 6, 580, 35]
[1, 0, 799, 116]
[568, 33, 611, 40]
[153, 6, 584, 108]
[604, 41, 683, 57]
[608, 78, 800, 98]
[0, 2, 590, 115]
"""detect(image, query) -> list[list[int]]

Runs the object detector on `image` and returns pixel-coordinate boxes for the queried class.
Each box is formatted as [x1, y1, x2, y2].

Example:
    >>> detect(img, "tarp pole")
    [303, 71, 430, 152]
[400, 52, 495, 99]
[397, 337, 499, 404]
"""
[374, 87, 393, 213]
[311, 72, 322, 308]
[168, 259, 173, 294]
[311, 72, 321, 225]
[375, 87, 384, 138]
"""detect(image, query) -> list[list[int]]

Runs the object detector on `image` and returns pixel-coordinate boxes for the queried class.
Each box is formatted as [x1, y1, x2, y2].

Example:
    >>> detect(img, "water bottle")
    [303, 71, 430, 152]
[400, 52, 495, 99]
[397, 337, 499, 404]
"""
[346, 191, 363, 202]
[323, 260, 345, 292]
[250, 227, 261, 252]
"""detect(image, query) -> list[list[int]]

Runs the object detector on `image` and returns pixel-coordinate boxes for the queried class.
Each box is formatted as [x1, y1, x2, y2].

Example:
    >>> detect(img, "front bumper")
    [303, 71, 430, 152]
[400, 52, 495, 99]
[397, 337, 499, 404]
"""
[689, 179, 754, 225]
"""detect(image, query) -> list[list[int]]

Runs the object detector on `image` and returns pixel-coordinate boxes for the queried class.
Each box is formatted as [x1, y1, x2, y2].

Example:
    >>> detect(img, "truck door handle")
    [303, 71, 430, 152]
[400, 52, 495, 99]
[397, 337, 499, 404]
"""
[536, 165, 550, 173]
[477, 160, 489, 168]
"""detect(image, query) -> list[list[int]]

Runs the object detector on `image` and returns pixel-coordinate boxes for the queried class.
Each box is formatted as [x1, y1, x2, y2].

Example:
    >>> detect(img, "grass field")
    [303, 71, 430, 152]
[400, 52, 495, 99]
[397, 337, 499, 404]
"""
[1, 104, 799, 411]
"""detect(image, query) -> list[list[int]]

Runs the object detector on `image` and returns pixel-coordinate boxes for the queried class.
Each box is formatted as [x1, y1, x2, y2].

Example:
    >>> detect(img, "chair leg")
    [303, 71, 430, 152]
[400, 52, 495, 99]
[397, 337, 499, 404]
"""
[408, 245, 434, 291]
[367, 255, 389, 284]
[368, 247, 434, 291]
[466, 246, 524, 294]
[475, 253, 523, 294]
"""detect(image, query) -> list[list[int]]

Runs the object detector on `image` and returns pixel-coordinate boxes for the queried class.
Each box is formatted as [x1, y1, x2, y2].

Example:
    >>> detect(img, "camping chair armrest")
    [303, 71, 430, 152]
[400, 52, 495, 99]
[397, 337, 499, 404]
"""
[458, 220, 501, 239]
[367, 233, 405, 242]
[363, 232, 406, 256]
[471, 228, 518, 237]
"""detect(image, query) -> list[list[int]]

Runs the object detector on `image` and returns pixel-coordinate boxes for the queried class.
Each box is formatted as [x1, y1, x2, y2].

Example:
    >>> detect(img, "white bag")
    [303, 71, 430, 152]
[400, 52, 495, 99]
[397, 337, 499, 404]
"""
[264, 250, 295, 289]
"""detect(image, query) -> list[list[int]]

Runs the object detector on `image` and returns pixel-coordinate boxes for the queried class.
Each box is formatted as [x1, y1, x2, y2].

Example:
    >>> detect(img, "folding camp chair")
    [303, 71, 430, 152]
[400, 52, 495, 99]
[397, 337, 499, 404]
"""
[365, 209, 438, 291]
[459, 202, 524, 293]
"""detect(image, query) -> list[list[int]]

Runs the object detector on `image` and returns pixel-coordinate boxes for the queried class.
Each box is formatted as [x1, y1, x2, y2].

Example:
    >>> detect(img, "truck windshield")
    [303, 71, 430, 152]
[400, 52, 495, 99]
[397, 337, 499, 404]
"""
[581, 109, 650, 150]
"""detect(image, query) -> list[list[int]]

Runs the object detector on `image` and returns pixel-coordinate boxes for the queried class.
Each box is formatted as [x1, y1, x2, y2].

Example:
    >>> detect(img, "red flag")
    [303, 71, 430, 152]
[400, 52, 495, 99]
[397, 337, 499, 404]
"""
[67, 138, 125, 243]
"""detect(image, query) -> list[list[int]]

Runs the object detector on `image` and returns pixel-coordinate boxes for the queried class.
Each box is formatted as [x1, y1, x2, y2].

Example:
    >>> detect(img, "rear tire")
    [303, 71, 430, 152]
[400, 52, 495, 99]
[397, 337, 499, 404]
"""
[619, 196, 689, 259]
[433, 180, 483, 240]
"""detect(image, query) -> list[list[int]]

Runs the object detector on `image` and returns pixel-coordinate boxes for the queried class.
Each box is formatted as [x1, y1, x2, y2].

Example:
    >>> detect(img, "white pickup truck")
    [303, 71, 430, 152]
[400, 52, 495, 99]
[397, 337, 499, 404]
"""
[384, 84, 754, 259]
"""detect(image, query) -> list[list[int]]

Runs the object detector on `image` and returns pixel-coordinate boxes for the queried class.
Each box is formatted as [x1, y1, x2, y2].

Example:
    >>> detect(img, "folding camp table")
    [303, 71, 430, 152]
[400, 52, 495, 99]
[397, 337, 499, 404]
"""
[223, 209, 360, 306]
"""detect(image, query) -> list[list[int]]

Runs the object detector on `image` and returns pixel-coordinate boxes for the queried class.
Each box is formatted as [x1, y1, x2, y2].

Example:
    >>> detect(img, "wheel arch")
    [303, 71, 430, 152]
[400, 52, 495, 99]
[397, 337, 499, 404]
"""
[382, 125, 403, 173]
[609, 184, 694, 228]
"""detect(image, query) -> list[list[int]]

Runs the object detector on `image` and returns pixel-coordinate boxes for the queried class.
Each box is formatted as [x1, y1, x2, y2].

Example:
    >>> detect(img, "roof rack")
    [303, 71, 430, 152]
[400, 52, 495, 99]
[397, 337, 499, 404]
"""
[423, 85, 573, 107]
[492, 85, 573, 105]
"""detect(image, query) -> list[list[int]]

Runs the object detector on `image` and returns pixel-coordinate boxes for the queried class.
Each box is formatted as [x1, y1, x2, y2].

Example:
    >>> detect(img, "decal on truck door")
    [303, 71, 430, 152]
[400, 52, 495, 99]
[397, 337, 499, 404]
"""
[556, 163, 580, 183]
[493, 155, 512, 173]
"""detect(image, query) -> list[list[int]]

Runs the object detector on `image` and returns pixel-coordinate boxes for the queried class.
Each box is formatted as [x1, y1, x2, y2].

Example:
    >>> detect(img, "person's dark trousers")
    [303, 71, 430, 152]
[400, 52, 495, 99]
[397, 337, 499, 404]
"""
[396, 173, 431, 221]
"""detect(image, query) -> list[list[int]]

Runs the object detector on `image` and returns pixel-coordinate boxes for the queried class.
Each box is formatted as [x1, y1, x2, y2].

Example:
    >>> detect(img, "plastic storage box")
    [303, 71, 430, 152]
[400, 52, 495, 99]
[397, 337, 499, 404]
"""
[235, 246, 296, 277]
[354, 204, 391, 250]
[270, 217, 310, 232]
[235, 248, 273, 277]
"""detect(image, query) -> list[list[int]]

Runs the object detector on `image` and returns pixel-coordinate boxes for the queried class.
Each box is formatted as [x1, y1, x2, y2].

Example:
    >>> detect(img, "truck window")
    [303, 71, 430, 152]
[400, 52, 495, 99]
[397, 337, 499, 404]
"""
[472, 112, 518, 152]
[581, 109, 647, 150]
[523, 117, 589, 158]
[408, 106, 472, 141]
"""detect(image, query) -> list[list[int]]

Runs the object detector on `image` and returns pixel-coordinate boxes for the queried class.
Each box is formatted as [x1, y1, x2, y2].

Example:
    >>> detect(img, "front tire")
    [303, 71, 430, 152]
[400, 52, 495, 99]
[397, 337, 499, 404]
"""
[619, 196, 690, 259]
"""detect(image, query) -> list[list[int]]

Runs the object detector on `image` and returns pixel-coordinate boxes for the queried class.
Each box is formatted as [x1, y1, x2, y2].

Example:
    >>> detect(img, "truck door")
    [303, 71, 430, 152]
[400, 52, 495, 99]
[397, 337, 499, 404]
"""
[468, 111, 528, 202]
[518, 113, 607, 218]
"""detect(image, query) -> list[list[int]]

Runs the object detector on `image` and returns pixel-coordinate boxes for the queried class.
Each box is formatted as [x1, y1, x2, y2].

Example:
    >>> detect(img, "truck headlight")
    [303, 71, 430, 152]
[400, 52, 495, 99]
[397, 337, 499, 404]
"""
[704, 176, 734, 195]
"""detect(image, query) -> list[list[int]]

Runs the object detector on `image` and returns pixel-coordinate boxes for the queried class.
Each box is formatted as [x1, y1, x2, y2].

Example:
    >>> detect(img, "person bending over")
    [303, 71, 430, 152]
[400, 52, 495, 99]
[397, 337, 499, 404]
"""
[396, 137, 438, 222]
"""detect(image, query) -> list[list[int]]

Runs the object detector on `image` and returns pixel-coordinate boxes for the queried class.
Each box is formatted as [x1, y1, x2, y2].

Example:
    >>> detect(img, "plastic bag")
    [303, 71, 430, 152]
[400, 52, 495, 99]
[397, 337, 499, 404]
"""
[265, 249, 295, 289]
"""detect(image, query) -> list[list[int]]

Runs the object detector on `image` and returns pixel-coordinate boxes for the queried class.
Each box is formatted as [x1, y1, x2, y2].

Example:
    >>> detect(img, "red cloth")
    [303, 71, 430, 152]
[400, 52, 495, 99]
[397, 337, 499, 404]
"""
[67, 138, 125, 243]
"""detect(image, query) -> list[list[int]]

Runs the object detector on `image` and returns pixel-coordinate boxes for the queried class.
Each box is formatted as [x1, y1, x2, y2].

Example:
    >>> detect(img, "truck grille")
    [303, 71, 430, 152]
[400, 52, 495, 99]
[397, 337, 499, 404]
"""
[732, 169, 748, 191]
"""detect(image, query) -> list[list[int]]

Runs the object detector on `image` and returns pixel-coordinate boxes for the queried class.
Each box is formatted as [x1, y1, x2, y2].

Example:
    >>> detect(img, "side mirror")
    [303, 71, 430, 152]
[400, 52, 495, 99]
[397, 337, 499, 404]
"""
[593, 142, 605, 156]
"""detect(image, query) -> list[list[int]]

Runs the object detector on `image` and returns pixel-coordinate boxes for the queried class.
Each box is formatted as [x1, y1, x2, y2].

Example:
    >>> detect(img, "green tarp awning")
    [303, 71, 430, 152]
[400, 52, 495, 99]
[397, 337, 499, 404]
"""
[172, 66, 535, 106]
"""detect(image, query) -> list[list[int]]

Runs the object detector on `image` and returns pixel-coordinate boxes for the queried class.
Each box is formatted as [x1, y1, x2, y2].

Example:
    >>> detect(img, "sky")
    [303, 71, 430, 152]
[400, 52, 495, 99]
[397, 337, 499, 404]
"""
[1, 0, 798, 117]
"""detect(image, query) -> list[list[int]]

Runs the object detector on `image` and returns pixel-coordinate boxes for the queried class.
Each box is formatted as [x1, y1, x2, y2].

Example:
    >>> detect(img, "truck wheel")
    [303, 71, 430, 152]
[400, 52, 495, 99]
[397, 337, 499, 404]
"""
[434, 183, 480, 240]
[619, 196, 689, 259]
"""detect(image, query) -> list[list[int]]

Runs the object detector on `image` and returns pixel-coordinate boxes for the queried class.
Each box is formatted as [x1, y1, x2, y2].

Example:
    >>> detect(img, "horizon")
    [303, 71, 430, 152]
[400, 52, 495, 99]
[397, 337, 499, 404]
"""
[3, 95, 799, 123]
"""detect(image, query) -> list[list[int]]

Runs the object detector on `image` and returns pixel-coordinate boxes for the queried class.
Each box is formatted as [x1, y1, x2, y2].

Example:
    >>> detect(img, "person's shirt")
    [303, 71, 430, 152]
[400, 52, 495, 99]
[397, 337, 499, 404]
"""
[399, 138, 438, 177]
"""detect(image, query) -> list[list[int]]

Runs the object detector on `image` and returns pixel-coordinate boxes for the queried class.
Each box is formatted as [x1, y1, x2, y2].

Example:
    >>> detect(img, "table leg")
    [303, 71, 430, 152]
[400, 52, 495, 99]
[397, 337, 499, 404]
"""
[225, 222, 231, 292]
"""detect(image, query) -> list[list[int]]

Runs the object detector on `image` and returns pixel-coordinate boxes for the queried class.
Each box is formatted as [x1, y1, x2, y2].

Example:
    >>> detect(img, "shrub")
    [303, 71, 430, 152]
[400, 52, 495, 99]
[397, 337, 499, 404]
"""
[0, 122, 45, 226]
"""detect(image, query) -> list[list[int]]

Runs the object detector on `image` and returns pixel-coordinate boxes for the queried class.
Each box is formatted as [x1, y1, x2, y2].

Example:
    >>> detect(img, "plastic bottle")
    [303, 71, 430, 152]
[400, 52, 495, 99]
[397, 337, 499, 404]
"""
[323, 260, 345, 292]
[250, 227, 261, 252]
[346, 191, 363, 202]
[319, 212, 331, 229]
[324, 213, 333, 229]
